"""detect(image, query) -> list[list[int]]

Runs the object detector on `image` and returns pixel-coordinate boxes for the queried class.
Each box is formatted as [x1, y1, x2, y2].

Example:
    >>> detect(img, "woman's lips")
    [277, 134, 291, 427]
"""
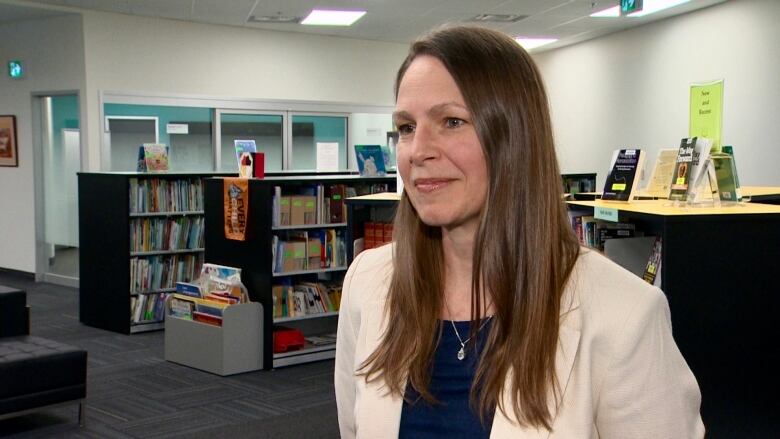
[413, 178, 455, 193]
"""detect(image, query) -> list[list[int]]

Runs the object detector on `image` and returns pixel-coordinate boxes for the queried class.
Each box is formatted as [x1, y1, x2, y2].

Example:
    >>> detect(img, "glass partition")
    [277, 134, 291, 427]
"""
[103, 104, 213, 171]
[218, 112, 284, 172]
[350, 113, 395, 170]
[291, 114, 347, 171]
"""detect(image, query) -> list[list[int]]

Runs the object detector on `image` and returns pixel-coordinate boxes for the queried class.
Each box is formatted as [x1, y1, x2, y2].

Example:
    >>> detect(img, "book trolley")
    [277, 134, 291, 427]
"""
[566, 198, 780, 432]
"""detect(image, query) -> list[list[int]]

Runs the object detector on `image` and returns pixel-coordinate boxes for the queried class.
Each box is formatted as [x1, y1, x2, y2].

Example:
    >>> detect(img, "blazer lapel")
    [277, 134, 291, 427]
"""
[490, 288, 582, 439]
[354, 300, 405, 439]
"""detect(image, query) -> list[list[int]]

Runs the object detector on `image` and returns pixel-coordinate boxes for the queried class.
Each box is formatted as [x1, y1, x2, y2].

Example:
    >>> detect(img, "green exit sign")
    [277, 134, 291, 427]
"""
[621, 0, 643, 15]
[8, 60, 23, 79]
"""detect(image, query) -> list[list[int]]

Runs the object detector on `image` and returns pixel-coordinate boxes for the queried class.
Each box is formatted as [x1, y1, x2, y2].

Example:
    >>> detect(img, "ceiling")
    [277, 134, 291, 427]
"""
[5, 0, 726, 52]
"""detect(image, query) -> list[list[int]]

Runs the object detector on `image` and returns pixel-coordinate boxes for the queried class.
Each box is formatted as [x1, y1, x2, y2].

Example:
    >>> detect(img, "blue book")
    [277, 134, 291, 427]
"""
[175, 281, 202, 298]
[354, 144, 387, 177]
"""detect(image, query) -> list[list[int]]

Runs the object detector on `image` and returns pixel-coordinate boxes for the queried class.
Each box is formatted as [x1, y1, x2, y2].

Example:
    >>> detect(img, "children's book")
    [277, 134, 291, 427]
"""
[234, 139, 257, 170]
[354, 144, 386, 177]
[601, 149, 645, 202]
[137, 144, 169, 172]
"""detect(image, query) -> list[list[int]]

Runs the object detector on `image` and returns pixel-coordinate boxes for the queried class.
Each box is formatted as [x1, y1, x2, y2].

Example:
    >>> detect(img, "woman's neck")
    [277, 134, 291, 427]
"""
[441, 226, 490, 320]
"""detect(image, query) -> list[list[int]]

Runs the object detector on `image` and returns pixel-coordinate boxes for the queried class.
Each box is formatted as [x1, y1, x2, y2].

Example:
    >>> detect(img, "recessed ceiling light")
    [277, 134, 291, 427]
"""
[590, 6, 620, 18]
[628, 0, 690, 17]
[468, 14, 527, 23]
[515, 37, 558, 50]
[301, 9, 366, 26]
[248, 15, 300, 24]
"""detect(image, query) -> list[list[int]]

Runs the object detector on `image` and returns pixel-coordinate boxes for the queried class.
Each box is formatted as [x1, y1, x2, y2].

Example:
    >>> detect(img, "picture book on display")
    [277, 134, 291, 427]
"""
[601, 149, 645, 202]
[234, 140, 257, 177]
[668, 137, 712, 202]
[354, 144, 386, 177]
[137, 143, 169, 172]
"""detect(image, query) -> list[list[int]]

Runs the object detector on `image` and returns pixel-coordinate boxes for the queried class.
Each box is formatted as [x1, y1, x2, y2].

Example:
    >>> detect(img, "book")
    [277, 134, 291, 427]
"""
[137, 143, 169, 172]
[720, 145, 742, 200]
[169, 295, 195, 320]
[643, 149, 678, 198]
[175, 281, 202, 298]
[601, 149, 645, 202]
[669, 137, 713, 202]
[234, 140, 257, 171]
[354, 144, 386, 177]
[642, 236, 663, 286]
[711, 153, 740, 202]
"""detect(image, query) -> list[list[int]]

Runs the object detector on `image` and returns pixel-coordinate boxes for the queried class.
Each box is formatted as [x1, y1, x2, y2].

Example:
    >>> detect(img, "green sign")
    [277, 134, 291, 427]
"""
[594, 206, 619, 222]
[620, 0, 643, 15]
[8, 60, 23, 79]
[690, 79, 724, 152]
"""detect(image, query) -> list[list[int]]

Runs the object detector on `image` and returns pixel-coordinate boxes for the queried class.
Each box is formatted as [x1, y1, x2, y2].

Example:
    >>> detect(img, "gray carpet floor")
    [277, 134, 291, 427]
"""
[0, 271, 340, 438]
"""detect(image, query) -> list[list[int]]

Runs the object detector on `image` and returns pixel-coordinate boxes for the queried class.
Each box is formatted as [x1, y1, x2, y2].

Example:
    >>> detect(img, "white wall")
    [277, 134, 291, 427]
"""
[535, 0, 780, 188]
[81, 10, 409, 170]
[0, 14, 85, 273]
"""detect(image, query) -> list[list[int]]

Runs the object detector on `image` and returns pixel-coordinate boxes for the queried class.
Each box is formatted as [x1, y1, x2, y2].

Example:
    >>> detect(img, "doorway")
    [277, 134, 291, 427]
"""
[35, 93, 81, 286]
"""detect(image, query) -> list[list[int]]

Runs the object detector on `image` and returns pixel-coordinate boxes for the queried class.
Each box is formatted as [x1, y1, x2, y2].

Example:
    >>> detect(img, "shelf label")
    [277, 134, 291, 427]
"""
[594, 206, 619, 222]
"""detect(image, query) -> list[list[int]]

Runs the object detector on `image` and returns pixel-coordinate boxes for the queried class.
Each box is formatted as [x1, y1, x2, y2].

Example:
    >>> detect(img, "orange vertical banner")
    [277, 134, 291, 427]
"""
[224, 178, 249, 241]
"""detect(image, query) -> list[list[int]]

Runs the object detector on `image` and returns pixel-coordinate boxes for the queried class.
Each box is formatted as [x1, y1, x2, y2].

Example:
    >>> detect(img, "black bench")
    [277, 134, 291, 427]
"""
[0, 286, 87, 425]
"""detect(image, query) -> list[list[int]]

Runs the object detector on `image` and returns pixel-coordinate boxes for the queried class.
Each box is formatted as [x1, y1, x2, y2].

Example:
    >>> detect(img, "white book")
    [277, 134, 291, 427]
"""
[642, 149, 678, 198]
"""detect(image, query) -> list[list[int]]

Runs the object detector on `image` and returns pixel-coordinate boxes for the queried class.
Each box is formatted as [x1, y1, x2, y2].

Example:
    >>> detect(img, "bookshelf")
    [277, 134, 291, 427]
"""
[77, 172, 231, 334]
[565, 199, 780, 430]
[345, 192, 400, 263]
[203, 174, 395, 369]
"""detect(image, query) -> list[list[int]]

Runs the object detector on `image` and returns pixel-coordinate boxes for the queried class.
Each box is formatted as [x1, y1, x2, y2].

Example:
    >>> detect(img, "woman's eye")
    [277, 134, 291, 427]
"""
[445, 118, 465, 129]
[398, 123, 415, 136]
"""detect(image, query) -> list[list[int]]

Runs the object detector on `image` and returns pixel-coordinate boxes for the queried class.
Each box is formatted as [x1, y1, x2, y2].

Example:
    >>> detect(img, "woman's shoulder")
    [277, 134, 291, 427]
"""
[349, 243, 394, 275]
[567, 248, 667, 327]
[343, 243, 394, 306]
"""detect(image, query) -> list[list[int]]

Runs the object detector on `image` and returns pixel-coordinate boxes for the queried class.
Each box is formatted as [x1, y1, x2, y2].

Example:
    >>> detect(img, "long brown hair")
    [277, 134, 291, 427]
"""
[360, 26, 580, 430]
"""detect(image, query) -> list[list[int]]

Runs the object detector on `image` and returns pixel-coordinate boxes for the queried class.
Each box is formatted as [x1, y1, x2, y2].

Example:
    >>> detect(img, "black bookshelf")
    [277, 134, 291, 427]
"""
[77, 172, 231, 334]
[203, 175, 395, 369]
[566, 200, 780, 435]
[345, 193, 400, 263]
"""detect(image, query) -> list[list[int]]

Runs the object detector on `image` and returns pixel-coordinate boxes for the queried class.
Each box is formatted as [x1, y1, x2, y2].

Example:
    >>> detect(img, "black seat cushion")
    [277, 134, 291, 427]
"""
[0, 336, 87, 414]
[0, 286, 27, 337]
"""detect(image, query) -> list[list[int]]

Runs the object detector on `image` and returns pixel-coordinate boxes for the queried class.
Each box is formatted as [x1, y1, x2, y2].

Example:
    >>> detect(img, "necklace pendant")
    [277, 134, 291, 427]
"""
[457, 346, 465, 361]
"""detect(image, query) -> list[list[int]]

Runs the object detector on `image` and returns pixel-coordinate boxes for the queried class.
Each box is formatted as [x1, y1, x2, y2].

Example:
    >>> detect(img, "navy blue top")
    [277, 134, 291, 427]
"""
[399, 319, 495, 439]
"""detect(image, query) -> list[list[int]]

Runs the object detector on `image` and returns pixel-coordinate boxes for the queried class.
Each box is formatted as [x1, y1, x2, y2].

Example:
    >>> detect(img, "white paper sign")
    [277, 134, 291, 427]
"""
[317, 142, 339, 172]
[166, 123, 189, 134]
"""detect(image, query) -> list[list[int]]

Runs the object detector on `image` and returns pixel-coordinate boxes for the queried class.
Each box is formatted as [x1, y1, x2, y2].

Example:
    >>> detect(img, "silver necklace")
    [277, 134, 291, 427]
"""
[449, 315, 493, 361]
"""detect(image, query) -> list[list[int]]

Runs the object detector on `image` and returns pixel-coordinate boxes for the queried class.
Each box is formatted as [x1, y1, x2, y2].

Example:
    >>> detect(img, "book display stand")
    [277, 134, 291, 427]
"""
[566, 199, 780, 430]
[165, 300, 263, 376]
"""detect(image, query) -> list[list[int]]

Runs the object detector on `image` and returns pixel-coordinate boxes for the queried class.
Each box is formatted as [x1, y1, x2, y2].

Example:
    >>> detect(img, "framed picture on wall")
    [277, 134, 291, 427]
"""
[0, 115, 18, 167]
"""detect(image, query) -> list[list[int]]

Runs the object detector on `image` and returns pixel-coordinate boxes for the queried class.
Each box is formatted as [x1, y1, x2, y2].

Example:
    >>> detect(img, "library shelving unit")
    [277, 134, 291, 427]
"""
[566, 198, 780, 431]
[203, 174, 395, 370]
[345, 192, 400, 263]
[561, 173, 597, 195]
[78, 172, 231, 334]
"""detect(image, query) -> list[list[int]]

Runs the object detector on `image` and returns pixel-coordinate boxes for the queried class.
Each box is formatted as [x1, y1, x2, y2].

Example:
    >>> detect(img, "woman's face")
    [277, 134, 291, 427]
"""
[394, 55, 488, 234]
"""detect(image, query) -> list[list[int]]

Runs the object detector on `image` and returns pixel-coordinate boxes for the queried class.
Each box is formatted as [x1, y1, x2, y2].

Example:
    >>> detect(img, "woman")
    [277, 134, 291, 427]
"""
[335, 26, 703, 438]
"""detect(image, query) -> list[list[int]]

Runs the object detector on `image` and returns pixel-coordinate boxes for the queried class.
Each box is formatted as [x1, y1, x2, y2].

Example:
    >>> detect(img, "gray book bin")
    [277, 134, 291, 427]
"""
[165, 299, 263, 376]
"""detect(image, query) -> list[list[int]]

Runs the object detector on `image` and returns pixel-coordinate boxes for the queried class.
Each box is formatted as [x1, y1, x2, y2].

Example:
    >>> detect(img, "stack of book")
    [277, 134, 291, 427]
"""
[271, 282, 341, 319]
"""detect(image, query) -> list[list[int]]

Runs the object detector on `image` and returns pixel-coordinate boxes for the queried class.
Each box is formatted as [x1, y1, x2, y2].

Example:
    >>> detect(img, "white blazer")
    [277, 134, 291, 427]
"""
[335, 244, 704, 438]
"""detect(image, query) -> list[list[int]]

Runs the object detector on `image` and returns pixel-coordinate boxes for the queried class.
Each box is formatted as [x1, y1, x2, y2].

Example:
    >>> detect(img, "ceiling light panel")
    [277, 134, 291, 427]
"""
[628, 0, 691, 17]
[301, 9, 366, 26]
[515, 37, 558, 50]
